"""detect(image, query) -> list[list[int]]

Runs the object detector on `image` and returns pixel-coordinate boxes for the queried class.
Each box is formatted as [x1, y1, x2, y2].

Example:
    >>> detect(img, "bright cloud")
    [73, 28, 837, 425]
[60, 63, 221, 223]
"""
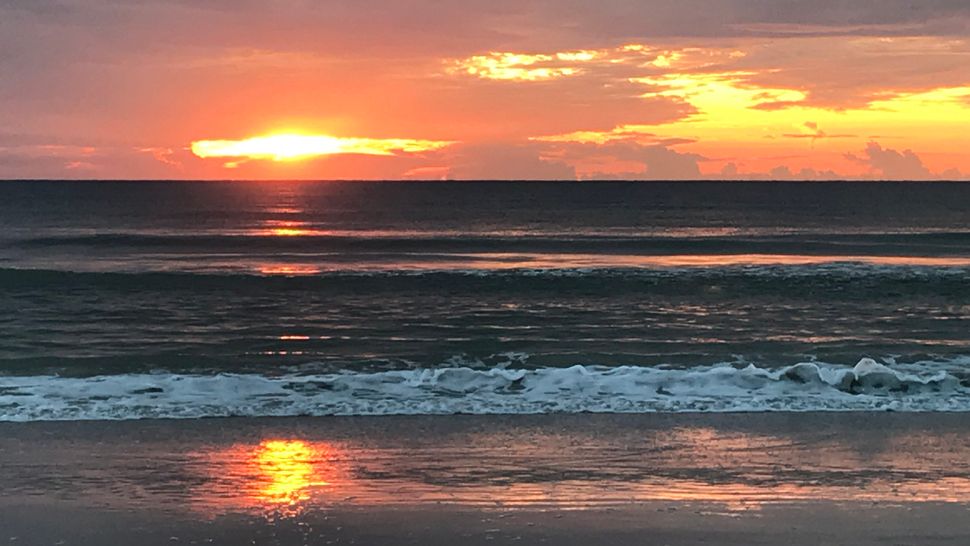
[448, 44, 747, 83]
[450, 52, 573, 82]
[450, 50, 606, 81]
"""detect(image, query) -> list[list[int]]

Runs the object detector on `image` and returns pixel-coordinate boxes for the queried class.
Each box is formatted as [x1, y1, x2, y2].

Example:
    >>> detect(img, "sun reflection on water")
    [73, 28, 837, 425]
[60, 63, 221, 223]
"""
[253, 219, 318, 237]
[257, 264, 321, 276]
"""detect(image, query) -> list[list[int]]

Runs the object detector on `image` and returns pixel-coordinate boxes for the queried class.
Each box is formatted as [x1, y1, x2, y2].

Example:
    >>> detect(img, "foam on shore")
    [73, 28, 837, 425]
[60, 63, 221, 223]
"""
[2, 358, 968, 421]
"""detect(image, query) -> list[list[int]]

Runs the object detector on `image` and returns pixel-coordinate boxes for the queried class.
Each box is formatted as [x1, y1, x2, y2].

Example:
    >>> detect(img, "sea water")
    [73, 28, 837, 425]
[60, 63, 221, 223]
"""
[2, 181, 970, 420]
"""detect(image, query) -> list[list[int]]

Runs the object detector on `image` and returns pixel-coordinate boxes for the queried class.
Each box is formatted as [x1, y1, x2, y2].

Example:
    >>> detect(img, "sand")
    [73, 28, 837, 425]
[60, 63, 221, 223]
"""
[2, 413, 969, 545]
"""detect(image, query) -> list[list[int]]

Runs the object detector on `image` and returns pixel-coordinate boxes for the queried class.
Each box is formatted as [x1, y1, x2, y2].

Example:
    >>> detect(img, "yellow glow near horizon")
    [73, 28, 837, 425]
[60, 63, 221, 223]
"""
[633, 72, 808, 115]
[534, 62, 970, 175]
[191, 134, 453, 164]
[451, 38, 970, 177]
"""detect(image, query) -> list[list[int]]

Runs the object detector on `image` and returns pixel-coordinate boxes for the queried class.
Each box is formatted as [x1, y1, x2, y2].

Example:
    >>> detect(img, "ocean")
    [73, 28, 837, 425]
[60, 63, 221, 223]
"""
[2, 180, 970, 420]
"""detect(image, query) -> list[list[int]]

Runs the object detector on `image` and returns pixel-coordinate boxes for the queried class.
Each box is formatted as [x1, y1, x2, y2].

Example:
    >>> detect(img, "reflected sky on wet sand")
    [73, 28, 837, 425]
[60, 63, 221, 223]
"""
[0, 414, 970, 519]
[4, 415, 963, 521]
[185, 425, 970, 519]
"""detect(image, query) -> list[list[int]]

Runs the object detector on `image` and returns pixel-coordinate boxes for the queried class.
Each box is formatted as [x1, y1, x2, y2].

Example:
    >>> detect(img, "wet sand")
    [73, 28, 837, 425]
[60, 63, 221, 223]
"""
[2, 413, 970, 545]
[4, 502, 970, 546]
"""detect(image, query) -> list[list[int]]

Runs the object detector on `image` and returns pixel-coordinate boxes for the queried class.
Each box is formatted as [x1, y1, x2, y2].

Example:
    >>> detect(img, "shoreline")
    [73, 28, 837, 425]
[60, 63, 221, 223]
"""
[6, 408, 970, 426]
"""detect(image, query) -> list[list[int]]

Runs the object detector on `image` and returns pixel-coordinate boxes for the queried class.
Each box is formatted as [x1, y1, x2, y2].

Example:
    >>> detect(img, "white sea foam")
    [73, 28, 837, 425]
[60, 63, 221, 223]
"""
[1, 359, 968, 421]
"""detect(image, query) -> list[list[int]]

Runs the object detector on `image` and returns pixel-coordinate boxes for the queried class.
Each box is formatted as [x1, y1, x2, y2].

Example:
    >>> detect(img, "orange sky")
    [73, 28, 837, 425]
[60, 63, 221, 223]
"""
[1, 1, 969, 180]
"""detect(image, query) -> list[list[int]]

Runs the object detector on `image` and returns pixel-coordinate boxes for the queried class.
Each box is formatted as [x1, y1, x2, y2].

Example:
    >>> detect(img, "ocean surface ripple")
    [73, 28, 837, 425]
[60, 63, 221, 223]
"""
[3, 181, 970, 420]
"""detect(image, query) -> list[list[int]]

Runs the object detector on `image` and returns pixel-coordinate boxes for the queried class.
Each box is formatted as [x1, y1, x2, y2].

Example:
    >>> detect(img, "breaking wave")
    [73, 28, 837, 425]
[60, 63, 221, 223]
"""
[2, 359, 969, 421]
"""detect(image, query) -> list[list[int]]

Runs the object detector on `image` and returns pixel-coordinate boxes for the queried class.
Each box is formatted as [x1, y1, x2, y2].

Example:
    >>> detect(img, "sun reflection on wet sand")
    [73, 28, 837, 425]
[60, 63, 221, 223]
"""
[253, 440, 321, 507]
[189, 427, 970, 518]
[198, 439, 338, 518]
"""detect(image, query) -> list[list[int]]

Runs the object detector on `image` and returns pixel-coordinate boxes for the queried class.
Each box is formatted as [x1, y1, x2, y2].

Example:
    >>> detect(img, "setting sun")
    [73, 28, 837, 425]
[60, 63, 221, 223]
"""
[190, 134, 453, 167]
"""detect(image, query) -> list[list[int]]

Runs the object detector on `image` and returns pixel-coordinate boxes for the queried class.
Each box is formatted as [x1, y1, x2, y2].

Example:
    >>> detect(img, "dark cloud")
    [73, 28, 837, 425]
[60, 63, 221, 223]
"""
[5, 1, 968, 71]
[523, 0, 970, 44]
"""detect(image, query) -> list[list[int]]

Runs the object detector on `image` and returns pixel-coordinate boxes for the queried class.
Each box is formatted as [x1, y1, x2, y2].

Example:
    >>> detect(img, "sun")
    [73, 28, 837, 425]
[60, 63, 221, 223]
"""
[192, 134, 346, 162]
[191, 132, 454, 166]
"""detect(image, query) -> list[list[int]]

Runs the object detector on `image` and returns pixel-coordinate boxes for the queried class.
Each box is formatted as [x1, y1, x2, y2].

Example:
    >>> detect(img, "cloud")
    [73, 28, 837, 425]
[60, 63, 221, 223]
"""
[941, 168, 967, 180]
[449, 51, 597, 81]
[550, 138, 962, 181]
[138, 147, 182, 168]
[451, 37, 970, 115]
[0, 143, 102, 178]
[447, 143, 576, 180]
[402, 166, 451, 180]
[734, 37, 970, 110]
[750, 100, 806, 111]
[769, 165, 794, 179]
[0, 142, 202, 179]
[638, 145, 704, 180]
[448, 44, 739, 83]
[536, 140, 705, 180]
[782, 122, 856, 142]
[718, 162, 841, 180]
[845, 142, 933, 180]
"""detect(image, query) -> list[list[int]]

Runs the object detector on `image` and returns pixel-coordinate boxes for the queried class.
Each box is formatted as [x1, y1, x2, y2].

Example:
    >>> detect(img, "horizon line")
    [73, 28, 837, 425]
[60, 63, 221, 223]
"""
[2, 178, 970, 184]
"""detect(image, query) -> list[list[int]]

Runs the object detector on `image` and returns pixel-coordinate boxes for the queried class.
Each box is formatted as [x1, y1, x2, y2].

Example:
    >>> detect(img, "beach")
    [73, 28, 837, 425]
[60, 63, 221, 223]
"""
[4, 182, 970, 544]
[3, 413, 969, 545]
[4, 499, 969, 546]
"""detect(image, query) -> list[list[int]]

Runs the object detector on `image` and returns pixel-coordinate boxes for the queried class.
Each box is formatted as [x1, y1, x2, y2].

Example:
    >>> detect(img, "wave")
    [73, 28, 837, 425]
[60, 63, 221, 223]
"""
[2, 359, 968, 421]
[3, 260, 969, 281]
[7, 232, 970, 263]
[1, 264, 968, 305]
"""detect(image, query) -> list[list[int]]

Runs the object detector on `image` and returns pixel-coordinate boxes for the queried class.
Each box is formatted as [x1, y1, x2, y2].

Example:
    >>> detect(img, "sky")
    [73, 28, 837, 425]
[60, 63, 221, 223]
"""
[1, 0, 969, 180]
